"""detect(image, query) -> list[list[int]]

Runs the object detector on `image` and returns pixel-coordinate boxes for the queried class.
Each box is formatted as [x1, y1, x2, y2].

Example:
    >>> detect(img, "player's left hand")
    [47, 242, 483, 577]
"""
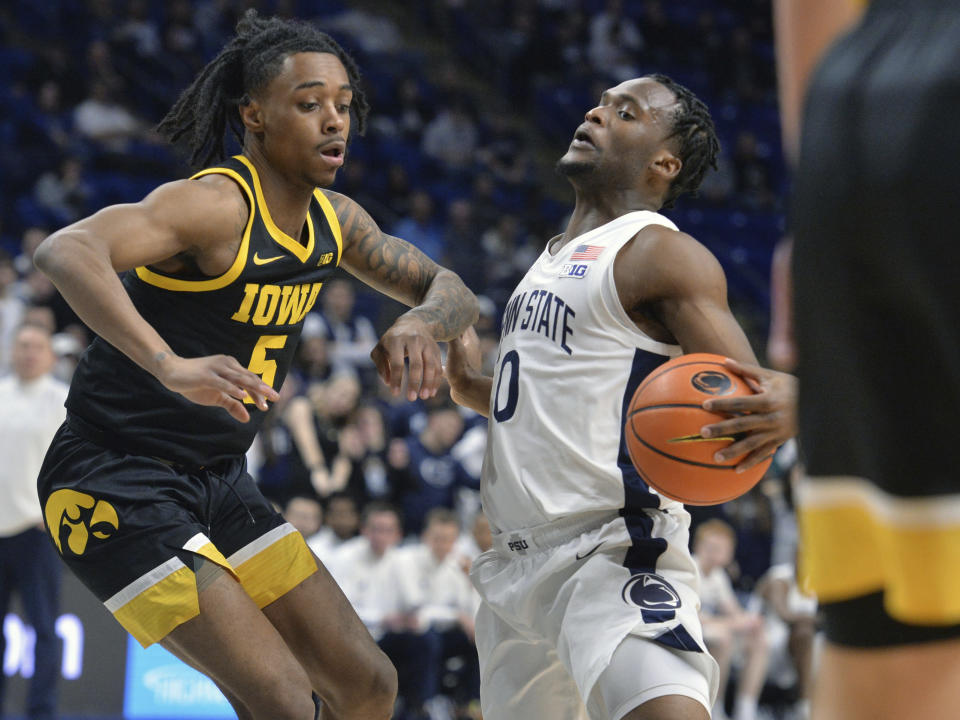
[699, 358, 797, 471]
[371, 315, 442, 401]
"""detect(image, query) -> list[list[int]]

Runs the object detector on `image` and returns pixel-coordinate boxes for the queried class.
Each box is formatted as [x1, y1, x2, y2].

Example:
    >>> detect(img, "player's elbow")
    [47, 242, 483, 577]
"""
[33, 231, 67, 277]
[34, 227, 100, 280]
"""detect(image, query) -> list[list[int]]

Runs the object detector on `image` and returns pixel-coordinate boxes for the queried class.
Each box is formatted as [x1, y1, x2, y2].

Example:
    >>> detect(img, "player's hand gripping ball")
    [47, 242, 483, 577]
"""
[625, 353, 773, 505]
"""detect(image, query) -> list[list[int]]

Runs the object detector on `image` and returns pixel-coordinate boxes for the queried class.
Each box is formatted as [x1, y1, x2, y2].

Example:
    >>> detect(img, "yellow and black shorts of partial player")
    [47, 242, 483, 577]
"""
[796, 474, 960, 645]
[38, 421, 318, 648]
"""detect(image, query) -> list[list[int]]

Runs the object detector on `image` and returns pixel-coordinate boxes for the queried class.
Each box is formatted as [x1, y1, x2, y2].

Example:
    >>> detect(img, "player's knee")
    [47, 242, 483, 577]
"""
[327, 648, 397, 720]
[364, 648, 398, 716]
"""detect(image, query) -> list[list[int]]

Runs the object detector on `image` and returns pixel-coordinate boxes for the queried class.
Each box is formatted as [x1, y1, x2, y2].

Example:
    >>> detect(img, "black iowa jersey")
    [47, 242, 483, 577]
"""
[66, 155, 343, 467]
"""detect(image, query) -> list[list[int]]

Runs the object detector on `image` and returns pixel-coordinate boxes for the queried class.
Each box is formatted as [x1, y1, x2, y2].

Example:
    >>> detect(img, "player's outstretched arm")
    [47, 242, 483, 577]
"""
[445, 327, 492, 417]
[617, 225, 796, 469]
[323, 191, 479, 401]
[34, 177, 277, 422]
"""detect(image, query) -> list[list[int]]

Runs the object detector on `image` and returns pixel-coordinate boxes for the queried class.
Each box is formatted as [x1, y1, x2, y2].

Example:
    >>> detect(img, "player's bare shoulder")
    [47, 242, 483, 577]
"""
[615, 222, 728, 309]
[166, 174, 250, 247]
[141, 173, 251, 275]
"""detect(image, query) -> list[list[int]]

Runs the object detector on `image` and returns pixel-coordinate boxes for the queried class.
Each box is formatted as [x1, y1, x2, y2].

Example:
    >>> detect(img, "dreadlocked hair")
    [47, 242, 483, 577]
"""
[157, 9, 369, 170]
[648, 74, 720, 209]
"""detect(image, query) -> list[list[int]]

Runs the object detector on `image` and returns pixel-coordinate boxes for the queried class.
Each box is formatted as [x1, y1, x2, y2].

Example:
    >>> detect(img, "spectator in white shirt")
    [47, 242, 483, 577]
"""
[757, 561, 819, 720]
[392, 508, 481, 717]
[693, 519, 769, 720]
[325, 502, 405, 640]
[326, 504, 431, 719]
[307, 492, 360, 562]
[0, 251, 25, 376]
[309, 278, 378, 376]
[282, 495, 323, 539]
[0, 323, 69, 720]
[587, 0, 645, 81]
[421, 97, 478, 171]
[73, 81, 145, 151]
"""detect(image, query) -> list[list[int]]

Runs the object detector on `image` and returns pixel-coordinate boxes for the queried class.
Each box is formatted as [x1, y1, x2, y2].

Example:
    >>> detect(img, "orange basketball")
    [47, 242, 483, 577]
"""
[625, 353, 772, 505]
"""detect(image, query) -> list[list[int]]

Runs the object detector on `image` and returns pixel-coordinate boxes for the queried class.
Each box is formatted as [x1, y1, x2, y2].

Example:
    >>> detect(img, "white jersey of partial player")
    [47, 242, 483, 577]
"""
[481, 211, 684, 532]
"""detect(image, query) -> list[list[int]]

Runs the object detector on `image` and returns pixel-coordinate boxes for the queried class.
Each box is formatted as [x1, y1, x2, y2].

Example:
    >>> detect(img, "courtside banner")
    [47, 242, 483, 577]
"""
[123, 637, 233, 719]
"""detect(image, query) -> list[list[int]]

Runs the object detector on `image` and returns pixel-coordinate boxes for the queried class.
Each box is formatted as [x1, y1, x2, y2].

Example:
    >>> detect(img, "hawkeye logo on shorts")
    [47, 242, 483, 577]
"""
[691, 370, 734, 396]
[44, 490, 119, 556]
[622, 572, 681, 623]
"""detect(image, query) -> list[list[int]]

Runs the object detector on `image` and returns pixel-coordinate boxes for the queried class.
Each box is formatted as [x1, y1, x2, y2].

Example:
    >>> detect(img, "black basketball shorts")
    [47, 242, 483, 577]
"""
[38, 418, 317, 647]
[792, 0, 960, 644]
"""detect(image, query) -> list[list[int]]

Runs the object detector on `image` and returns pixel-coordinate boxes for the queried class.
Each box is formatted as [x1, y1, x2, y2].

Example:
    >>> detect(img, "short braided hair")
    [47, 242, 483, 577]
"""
[648, 74, 720, 208]
[157, 9, 369, 169]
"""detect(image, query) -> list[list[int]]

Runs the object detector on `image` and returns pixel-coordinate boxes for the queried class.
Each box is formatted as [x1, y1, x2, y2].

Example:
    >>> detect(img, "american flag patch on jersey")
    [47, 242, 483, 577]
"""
[570, 244, 604, 261]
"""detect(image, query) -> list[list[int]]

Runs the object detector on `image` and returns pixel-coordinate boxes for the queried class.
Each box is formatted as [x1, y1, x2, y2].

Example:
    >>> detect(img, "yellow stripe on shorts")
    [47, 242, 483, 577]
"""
[227, 523, 318, 609]
[797, 475, 960, 625]
[105, 557, 199, 648]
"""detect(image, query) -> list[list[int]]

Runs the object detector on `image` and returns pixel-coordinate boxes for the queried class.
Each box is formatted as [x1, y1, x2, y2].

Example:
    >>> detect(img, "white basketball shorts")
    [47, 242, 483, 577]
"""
[471, 509, 719, 720]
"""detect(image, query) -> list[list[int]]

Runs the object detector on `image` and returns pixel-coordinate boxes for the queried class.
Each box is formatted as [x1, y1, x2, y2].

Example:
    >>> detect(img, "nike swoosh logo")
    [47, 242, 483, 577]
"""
[253, 252, 284, 265]
[576, 542, 604, 561]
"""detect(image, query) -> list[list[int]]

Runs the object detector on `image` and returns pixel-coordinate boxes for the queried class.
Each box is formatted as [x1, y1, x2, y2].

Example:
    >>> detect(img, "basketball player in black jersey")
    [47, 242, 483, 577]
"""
[34, 12, 477, 720]
[775, 1, 960, 718]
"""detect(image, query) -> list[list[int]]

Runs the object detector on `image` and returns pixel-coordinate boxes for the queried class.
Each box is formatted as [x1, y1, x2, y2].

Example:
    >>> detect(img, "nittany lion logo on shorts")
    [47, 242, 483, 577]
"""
[622, 572, 681, 623]
[43, 489, 119, 556]
[690, 370, 734, 396]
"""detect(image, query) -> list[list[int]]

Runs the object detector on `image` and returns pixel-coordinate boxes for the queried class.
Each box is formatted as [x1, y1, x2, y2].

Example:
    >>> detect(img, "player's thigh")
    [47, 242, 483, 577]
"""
[476, 600, 589, 720]
[161, 570, 315, 718]
[591, 636, 711, 720]
[261, 551, 396, 703]
[208, 474, 394, 712]
[813, 637, 960, 720]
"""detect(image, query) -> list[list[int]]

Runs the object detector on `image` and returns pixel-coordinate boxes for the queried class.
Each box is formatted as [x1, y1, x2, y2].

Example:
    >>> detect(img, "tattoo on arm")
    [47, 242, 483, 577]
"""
[404, 269, 479, 341]
[325, 191, 478, 340]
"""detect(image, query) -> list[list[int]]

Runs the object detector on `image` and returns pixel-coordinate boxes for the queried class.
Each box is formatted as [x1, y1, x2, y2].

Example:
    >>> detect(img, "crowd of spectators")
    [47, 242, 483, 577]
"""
[0, 1, 810, 719]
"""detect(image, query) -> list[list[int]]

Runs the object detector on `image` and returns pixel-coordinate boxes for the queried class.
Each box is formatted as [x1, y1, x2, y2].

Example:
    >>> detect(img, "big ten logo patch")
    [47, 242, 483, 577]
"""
[44, 490, 119, 556]
[559, 263, 589, 279]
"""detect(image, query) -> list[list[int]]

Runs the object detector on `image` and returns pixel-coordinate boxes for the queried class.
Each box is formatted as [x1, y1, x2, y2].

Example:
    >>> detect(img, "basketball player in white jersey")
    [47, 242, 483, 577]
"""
[445, 74, 797, 720]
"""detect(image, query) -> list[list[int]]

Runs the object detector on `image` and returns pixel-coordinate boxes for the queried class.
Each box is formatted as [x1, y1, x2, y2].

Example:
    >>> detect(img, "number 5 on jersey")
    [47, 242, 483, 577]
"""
[245, 334, 287, 404]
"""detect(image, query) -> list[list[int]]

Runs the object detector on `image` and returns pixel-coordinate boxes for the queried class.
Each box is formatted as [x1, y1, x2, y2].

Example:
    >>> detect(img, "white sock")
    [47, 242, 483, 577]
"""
[732, 695, 758, 720]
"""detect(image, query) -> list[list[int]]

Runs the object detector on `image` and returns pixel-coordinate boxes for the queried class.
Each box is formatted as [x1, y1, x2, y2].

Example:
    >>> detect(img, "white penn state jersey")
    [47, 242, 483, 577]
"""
[482, 211, 684, 532]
